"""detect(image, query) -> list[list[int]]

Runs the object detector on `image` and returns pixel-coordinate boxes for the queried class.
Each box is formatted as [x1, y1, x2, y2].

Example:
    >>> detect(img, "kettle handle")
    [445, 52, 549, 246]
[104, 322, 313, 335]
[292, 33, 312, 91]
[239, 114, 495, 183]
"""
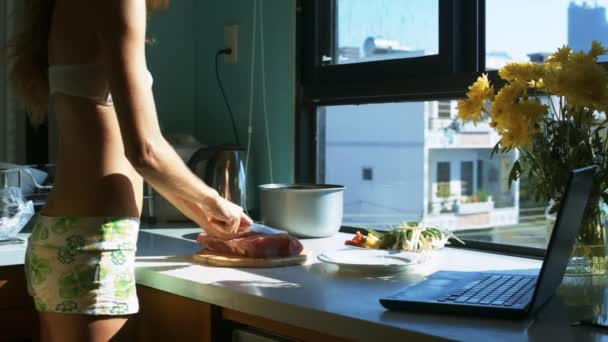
[186, 147, 215, 172]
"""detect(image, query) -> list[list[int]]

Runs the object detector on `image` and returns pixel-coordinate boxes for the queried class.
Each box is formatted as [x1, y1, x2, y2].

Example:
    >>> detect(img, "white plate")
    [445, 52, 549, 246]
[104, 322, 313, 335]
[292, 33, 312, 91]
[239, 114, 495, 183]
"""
[317, 248, 423, 273]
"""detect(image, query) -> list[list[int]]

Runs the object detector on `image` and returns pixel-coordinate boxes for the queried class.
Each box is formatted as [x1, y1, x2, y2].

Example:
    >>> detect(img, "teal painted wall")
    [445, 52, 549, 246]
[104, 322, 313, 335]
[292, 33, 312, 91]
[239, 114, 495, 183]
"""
[146, 1, 198, 135]
[147, 0, 296, 210]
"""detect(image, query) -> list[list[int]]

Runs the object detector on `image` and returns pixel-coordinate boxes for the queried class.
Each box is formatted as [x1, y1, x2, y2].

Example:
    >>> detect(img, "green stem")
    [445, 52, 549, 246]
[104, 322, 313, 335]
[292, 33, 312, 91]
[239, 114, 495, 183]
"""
[579, 200, 606, 245]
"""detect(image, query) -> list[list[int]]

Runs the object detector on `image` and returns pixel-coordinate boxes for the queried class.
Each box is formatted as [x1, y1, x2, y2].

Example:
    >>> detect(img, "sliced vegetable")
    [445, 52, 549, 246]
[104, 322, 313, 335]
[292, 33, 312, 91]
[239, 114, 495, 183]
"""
[363, 233, 382, 248]
[365, 227, 383, 238]
[345, 222, 463, 253]
[345, 240, 361, 247]
[379, 230, 396, 249]
[346, 231, 365, 247]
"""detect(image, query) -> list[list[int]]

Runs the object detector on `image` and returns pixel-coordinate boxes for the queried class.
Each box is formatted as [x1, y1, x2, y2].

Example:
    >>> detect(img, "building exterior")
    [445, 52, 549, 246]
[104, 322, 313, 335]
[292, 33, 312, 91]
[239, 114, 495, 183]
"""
[568, 2, 608, 52]
[423, 101, 519, 230]
[337, 37, 427, 64]
[322, 99, 520, 231]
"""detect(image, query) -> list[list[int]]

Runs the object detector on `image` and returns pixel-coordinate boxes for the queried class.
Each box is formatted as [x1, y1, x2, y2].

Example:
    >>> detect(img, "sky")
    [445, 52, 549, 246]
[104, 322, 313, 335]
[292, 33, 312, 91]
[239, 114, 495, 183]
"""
[338, 0, 439, 54]
[486, 0, 608, 61]
[337, 0, 608, 62]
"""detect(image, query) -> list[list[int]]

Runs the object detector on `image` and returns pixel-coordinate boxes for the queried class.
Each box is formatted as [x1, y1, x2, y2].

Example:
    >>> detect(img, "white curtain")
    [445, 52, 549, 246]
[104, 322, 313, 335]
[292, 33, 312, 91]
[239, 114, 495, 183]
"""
[0, 0, 26, 164]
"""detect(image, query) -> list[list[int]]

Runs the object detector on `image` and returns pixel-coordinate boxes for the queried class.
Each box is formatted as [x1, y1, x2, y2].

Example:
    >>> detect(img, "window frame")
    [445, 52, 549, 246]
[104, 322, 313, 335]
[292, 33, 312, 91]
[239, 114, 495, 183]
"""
[296, 0, 487, 181]
[295, 0, 557, 257]
[301, 0, 484, 104]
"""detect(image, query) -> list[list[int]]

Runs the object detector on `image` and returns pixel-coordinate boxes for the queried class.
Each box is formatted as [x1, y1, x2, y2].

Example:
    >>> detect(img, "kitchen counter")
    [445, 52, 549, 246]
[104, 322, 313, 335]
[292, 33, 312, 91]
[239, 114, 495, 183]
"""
[2, 227, 607, 341]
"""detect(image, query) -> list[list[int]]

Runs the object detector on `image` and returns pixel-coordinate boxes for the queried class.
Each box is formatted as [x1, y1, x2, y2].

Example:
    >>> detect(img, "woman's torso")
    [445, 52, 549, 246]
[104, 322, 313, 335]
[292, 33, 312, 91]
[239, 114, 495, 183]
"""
[42, 0, 143, 218]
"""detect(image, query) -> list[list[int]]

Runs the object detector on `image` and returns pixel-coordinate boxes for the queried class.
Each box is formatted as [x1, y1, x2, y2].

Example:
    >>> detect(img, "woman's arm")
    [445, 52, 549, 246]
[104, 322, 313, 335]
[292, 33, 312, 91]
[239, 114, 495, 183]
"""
[90, 0, 250, 234]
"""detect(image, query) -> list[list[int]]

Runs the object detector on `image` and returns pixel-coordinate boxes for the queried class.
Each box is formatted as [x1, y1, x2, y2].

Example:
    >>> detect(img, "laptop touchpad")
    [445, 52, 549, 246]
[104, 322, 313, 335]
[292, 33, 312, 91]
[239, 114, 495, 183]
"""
[425, 279, 456, 288]
[390, 272, 478, 301]
[392, 277, 460, 301]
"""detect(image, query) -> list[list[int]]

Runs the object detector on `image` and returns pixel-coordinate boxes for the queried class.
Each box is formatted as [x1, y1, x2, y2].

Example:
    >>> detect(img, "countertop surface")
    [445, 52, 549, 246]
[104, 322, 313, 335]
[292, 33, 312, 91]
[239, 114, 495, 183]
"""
[2, 226, 608, 341]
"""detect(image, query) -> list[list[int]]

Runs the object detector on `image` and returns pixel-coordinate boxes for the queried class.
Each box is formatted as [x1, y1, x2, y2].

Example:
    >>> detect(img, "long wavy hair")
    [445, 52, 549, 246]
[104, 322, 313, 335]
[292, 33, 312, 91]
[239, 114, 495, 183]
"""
[8, 0, 169, 126]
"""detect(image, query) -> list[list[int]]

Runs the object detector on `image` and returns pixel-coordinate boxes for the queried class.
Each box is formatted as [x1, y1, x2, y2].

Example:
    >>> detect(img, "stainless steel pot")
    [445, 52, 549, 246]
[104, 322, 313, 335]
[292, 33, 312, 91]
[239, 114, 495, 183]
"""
[258, 184, 345, 238]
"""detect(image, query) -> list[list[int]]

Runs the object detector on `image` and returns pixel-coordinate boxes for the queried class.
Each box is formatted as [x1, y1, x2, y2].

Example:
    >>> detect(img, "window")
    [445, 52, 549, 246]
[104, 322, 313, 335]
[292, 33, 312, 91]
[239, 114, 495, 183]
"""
[317, 100, 530, 241]
[362, 167, 373, 181]
[330, 0, 438, 65]
[460, 161, 473, 197]
[316, 101, 540, 248]
[437, 101, 451, 119]
[302, 0, 482, 102]
[298, 0, 554, 253]
[477, 160, 484, 190]
[437, 162, 450, 199]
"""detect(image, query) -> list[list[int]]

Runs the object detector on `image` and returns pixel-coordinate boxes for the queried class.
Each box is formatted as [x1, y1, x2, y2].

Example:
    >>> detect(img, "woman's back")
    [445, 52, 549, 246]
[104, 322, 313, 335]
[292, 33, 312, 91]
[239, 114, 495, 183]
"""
[44, 0, 143, 218]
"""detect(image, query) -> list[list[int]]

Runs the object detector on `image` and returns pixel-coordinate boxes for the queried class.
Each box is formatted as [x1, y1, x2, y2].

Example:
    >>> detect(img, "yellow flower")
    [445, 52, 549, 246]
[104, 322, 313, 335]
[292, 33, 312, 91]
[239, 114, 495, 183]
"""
[456, 100, 480, 122]
[547, 45, 572, 64]
[499, 115, 535, 149]
[589, 41, 607, 59]
[490, 82, 526, 119]
[527, 78, 545, 90]
[462, 42, 608, 149]
[488, 83, 547, 148]
[499, 62, 544, 83]
[519, 100, 547, 123]
[542, 41, 608, 111]
[457, 74, 494, 123]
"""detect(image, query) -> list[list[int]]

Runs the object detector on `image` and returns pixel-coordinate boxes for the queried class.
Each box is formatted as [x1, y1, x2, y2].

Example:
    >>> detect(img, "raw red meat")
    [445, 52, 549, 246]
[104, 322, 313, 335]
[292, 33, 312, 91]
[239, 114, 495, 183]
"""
[197, 233, 303, 258]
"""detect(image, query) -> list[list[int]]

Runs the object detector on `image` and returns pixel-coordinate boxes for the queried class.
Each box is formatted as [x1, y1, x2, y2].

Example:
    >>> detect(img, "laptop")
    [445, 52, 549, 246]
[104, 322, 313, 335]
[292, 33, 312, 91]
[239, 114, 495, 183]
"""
[380, 166, 596, 318]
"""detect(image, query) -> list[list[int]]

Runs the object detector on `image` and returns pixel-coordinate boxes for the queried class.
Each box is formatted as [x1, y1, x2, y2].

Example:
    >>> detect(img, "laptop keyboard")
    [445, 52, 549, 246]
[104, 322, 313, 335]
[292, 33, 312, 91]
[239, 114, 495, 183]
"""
[436, 275, 537, 306]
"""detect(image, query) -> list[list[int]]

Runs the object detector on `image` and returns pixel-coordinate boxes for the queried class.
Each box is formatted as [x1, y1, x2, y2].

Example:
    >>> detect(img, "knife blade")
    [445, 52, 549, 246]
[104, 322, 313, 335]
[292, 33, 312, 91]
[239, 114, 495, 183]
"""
[248, 223, 287, 235]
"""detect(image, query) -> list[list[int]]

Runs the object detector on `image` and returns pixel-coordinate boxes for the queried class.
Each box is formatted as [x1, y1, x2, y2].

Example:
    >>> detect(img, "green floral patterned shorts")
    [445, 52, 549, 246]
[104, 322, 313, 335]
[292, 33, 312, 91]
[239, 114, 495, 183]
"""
[24, 215, 139, 315]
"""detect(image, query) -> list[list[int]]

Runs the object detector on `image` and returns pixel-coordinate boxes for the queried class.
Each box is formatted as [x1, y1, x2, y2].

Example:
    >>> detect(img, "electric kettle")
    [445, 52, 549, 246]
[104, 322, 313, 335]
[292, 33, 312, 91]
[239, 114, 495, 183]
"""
[187, 144, 247, 207]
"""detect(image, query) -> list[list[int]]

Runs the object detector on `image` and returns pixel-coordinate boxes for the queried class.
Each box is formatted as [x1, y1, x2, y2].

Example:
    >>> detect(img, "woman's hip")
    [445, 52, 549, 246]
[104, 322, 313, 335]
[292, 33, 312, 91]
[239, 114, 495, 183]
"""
[25, 215, 140, 315]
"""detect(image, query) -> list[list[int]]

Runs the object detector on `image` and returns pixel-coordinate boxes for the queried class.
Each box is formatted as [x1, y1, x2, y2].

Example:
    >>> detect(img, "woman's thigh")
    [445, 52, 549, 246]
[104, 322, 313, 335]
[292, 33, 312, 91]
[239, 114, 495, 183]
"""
[39, 312, 135, 342]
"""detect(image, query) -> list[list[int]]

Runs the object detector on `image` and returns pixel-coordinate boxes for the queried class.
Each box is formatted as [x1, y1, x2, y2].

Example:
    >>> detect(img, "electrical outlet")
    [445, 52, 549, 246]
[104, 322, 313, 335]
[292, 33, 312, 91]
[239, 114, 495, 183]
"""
[224, 24, 239, 64]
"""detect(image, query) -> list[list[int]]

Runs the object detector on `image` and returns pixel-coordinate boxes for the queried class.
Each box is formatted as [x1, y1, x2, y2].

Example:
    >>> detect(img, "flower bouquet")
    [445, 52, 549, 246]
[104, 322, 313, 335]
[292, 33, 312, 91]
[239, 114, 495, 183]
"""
[457, 41, 608, 275]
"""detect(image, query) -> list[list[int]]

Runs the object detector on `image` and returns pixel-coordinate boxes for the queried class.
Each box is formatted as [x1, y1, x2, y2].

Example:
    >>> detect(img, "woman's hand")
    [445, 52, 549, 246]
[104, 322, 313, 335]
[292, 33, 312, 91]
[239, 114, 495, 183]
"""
[154, 187, 252, 240]
[201, 192, 253, 236]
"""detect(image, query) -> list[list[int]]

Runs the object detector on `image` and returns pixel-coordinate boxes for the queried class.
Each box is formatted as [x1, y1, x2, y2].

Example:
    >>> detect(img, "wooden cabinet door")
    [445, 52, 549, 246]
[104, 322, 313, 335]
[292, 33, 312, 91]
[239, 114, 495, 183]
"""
[136, 285, 212, 342]
[0, 265, 39, 341]
[223, 308, 352, 342]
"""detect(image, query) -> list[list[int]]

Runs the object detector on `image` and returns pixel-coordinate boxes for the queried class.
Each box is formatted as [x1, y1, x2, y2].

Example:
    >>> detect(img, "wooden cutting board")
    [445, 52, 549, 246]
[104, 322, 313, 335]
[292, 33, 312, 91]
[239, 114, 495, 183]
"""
[192, 249, 308, 268]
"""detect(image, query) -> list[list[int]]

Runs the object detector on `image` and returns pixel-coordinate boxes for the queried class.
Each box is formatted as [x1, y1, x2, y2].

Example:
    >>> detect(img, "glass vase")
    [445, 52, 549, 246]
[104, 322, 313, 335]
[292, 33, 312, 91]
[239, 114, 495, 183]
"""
[545, 200, 607, 276]
[557, 275, 607, 319]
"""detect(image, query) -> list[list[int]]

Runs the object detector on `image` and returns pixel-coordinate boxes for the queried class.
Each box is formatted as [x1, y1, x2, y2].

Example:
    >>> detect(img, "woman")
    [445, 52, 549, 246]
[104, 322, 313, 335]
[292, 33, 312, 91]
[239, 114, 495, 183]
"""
[10, 0, 252, 340]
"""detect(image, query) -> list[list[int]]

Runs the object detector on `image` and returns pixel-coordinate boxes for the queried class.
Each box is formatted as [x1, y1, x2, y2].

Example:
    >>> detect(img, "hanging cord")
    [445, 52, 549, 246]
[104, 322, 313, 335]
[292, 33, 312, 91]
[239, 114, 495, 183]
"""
[215, 48, 241, 147]
[259, 0, 274, 184]
[244, 0, 258, 212]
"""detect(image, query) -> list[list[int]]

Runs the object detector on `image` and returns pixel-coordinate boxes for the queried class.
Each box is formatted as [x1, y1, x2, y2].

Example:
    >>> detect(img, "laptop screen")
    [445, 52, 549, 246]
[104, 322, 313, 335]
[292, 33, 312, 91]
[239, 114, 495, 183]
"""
[530, 166, 595, 312]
